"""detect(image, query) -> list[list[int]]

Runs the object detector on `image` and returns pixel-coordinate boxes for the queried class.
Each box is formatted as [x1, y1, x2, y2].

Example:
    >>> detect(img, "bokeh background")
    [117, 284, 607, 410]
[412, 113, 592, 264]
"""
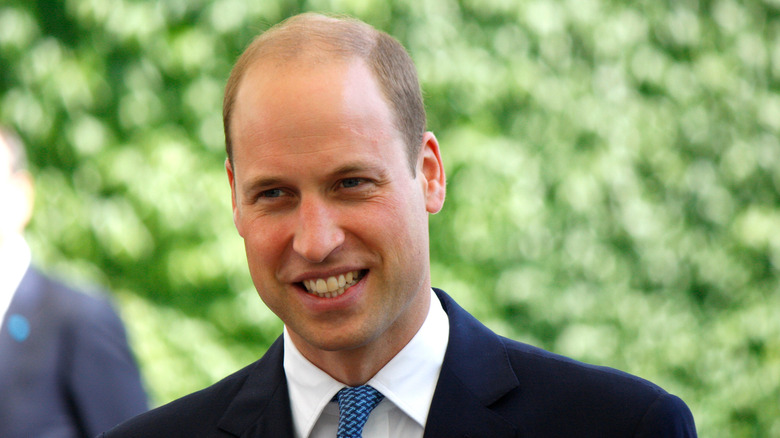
[2, 0, 779, 436]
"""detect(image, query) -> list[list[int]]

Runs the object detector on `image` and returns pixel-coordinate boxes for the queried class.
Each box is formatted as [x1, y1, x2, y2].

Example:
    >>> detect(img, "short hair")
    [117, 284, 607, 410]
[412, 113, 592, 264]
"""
[223, 13, 426, 173]
[0, 126, 28, 173]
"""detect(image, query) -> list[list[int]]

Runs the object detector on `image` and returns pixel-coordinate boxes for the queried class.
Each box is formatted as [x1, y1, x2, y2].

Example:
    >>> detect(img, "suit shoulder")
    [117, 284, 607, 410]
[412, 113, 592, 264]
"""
[14, 268, 123, 337]
[47, 276, 128, 340]
[498, 336, 696, 435]
[432, 289, 696, 435]
[30, 268, 116, 315]
[104, 361, 258, 437]
[501, 336, 665, 394]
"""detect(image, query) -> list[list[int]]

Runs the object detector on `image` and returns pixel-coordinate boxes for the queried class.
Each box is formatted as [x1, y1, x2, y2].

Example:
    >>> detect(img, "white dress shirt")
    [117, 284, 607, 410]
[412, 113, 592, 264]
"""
[0, 234, 31, 324]
[284, 288, 450, 438]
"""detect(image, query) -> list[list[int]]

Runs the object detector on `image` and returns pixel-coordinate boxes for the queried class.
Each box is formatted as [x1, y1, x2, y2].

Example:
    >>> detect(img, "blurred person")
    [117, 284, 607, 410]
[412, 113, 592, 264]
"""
[0, 126, 148, 437]
[103, 13, 696, 437]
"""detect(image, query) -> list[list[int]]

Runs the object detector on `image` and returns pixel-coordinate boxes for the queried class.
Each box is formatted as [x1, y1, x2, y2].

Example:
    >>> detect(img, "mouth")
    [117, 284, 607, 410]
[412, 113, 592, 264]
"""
[299, 270, 367, 298]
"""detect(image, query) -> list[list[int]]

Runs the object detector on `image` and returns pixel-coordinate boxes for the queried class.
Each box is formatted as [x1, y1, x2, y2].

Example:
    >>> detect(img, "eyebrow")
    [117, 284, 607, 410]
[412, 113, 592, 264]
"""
[331, 163, 386, 177]
[239, 161, 389, 195]
[240, 176, 286, 197]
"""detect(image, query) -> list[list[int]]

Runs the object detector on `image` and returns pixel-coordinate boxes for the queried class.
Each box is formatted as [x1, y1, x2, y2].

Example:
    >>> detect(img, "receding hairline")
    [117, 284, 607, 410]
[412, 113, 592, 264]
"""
[246, 13, 379, 61]
[223, 13, 382, 151]
[223, 13, 427, 175]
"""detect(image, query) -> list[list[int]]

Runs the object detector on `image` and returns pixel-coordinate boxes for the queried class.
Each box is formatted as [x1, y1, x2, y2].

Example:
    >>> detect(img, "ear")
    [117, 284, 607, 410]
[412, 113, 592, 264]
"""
[225, 158, 242, 235]
[417, 132, 446, 214]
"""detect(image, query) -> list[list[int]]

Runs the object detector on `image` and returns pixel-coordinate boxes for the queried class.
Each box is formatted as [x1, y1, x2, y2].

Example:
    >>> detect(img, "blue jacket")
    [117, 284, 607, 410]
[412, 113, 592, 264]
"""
[0, 267, 148, 437]
[102, 288, 696, 437]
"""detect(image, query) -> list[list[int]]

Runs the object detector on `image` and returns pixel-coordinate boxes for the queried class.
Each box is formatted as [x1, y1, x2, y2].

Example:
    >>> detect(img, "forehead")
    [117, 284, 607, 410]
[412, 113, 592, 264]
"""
[230, 57, 401, 166]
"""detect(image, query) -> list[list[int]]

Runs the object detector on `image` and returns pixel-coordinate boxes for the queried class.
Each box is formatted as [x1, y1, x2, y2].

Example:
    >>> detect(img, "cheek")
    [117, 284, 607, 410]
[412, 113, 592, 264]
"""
[364, 198, 427, 255]
[241, 220, 289, 270]
[243, 231, 289, 310]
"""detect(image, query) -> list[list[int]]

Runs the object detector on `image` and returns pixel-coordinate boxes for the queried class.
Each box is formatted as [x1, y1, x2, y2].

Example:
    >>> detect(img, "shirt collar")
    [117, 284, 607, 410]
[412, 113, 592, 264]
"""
[0, 234, 32, 322]
[284, 288, 449, 438]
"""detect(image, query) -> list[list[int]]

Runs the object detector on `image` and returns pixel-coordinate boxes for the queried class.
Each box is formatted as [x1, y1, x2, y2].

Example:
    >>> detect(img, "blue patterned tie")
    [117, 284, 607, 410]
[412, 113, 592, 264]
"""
[336, 385, 385, 438]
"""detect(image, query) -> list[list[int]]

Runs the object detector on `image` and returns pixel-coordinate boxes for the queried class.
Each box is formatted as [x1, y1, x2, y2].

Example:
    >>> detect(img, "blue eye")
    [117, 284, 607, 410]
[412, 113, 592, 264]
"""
[259, 188, 285, 198]
[341, 178, 363, 188]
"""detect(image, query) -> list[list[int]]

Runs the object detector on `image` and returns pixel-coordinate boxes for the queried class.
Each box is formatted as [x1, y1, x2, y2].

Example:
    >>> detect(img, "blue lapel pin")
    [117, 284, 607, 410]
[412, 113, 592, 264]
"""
[7, 314, 30, 342]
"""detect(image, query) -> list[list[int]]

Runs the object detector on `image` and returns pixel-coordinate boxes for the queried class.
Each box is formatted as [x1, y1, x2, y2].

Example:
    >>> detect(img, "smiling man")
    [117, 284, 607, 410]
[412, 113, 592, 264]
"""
[226, 46, 445, 386]
[103, 13, 697, 438]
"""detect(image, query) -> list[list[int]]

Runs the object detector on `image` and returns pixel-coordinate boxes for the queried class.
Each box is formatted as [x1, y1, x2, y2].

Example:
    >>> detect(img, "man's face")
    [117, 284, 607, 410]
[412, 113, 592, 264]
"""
[227, 57, 445, 364]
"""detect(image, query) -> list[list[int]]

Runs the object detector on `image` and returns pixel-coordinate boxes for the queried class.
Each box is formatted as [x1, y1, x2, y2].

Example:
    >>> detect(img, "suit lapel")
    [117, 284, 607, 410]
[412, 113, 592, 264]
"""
[214, 289, 520, 438]
[1, 267, 44, 339]
[424, 289, 520, 438]
[0, 268, 66, 433]
[217, 337, 295, 438]
[0, 268, 50, 375]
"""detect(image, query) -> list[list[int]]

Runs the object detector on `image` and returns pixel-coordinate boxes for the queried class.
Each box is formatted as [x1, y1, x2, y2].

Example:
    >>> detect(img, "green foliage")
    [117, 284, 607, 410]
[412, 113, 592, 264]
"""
[2, 0, 779, 436]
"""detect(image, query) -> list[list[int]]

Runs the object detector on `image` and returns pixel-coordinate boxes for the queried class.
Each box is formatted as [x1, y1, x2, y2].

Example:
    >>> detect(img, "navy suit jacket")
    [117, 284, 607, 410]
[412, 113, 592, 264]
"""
[103, 288, 696, 437]
[0, 267, 148, 438]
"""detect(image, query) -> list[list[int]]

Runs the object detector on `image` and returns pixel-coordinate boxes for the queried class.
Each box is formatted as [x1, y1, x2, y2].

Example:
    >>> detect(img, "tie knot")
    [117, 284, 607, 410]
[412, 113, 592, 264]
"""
[336, 385, 384, 438]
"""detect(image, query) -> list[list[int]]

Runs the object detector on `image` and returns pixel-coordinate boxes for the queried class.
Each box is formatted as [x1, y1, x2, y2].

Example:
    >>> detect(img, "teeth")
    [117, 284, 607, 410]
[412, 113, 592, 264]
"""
[303, 270, 362, 298]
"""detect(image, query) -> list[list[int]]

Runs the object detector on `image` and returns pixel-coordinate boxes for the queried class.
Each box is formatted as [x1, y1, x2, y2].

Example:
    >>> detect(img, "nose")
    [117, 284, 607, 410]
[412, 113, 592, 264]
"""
[292, 197, 345, 263]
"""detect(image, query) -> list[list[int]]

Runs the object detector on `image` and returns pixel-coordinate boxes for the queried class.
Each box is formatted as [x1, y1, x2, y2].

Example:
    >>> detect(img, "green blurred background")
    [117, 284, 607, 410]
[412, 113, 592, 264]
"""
[2, 0, 779, 436]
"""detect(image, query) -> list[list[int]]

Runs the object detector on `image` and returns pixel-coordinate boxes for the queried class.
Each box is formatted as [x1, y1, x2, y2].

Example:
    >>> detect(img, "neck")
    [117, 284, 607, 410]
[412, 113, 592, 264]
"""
[290, 289, 431, 386]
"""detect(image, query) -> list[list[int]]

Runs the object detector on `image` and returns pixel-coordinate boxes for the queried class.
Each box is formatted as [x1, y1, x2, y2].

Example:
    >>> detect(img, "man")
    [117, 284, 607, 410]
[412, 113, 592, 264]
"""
[103, 13, 697, 437]
[0, 127, 148, 437]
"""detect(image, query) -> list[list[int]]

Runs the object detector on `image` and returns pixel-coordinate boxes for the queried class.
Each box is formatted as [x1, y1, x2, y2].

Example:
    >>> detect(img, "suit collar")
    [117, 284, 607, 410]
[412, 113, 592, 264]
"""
[217, 336, 295, 438]
[2, 268, 49, 344]
[424, 288, 519, 438]
[4, 267, 42, 317]
[214, 289, 520, 438]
